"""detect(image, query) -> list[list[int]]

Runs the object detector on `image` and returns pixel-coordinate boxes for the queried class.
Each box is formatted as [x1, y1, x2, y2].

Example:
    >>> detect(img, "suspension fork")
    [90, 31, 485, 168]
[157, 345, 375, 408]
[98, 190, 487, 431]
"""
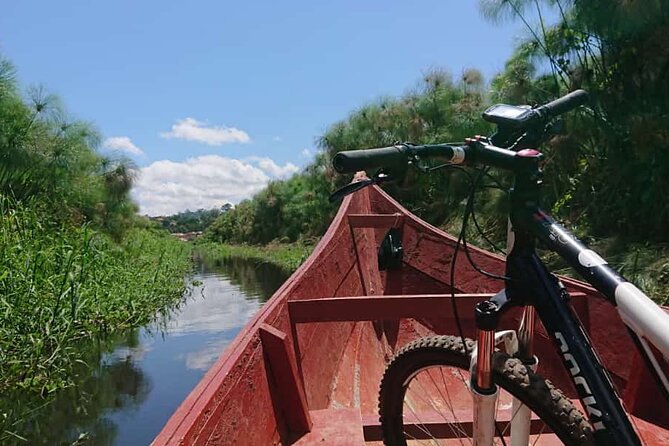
[471, 292, 537, 445]
[509, 211, 539, 360]
[471, 291, 510, 445]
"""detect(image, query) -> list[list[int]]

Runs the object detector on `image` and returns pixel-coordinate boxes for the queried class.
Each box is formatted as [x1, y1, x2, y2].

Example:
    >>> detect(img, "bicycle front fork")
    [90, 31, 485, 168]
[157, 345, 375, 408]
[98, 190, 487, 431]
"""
[471, 290, 537, 445]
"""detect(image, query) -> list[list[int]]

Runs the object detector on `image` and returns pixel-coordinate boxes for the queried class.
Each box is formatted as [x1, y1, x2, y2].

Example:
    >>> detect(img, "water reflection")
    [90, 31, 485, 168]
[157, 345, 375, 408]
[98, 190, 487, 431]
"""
[1, 331, 149, 446]
[2, 257, 287, 445]
[200, 255, 288, 303]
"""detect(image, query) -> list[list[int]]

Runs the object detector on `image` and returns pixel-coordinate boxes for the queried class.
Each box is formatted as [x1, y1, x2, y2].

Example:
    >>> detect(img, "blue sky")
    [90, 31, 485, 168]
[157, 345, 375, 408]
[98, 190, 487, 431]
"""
[1, 1, 540, 215]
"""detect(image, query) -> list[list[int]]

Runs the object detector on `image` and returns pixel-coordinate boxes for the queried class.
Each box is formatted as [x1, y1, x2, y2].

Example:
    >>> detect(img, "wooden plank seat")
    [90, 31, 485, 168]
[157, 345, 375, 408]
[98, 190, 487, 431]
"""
[288, 293, 587, 325]
[288, 294, 492, 323]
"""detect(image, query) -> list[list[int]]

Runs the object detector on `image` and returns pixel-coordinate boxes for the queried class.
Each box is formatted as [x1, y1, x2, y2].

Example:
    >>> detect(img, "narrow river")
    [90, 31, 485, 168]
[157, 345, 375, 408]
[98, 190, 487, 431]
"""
[22, 257, 288, 445]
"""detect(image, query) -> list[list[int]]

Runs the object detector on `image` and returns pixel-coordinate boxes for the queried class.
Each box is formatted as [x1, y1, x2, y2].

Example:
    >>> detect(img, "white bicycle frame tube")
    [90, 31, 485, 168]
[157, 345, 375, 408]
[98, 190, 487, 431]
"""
[532, 210, 669, 404]
[615, 282, 669, 396]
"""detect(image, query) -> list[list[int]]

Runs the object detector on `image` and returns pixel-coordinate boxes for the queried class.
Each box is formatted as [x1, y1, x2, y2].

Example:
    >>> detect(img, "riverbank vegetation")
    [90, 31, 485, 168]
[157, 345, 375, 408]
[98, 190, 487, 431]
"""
[195, 242, 313, 274]
[0, 55, 192, 441]
[152, 206, 230, 233]
[0, 200, 191, 395]
[205, 0, 669, 301]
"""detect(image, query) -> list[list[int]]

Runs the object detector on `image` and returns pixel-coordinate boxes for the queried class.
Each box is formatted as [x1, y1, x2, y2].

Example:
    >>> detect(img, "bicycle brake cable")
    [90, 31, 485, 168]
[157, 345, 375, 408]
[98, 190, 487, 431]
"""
[471, 167, 508, 255]
[462, 171, 511, 280]
[456, 169, 511, 446]
[449, 168, 512, 331]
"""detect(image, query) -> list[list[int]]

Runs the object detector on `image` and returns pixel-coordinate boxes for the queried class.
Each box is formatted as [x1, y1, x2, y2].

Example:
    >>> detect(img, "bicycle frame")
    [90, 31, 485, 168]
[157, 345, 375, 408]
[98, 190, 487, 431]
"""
[469, 157, 669, 445]
[505, 215, 639, 445]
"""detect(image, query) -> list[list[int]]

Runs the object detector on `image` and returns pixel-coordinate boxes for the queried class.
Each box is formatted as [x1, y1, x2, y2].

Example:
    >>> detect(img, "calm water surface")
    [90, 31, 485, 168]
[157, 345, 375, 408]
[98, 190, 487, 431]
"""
[26, 257, 287, 445]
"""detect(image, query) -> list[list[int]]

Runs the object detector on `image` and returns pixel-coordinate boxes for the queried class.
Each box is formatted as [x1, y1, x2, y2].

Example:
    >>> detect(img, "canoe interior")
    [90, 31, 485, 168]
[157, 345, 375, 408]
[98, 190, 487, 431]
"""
[154, 183, 669, 445]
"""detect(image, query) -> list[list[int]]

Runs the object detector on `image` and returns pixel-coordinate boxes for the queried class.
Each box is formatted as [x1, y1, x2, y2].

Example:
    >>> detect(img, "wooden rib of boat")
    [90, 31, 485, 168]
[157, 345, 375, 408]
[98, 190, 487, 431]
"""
[153, 178, 669, 445]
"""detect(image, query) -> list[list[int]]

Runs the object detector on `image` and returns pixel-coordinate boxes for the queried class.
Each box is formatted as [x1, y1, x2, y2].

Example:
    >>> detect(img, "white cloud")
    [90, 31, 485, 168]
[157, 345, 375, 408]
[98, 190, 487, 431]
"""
[160, 118, 250, 146]
[247, 156, 299, 178]
[132, 155, 299, 216]
[102, 136, 144, 155]
[272, 136, 282, 142]
[301, 148, 311, 158]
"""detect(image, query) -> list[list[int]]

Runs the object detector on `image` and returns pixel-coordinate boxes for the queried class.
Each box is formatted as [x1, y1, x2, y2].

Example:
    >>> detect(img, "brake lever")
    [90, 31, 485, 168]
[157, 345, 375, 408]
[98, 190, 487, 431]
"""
[328, 172, 391, 203]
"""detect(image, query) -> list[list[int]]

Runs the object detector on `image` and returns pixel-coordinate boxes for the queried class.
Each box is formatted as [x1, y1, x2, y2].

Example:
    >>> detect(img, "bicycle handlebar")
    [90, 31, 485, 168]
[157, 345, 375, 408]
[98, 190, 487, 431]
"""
[332, 145, 407, 173]
[332, 143, 462, 174]
[333, 139, 543, 174]
[533, 89, 589, 121]
[332, 90, 588, 175]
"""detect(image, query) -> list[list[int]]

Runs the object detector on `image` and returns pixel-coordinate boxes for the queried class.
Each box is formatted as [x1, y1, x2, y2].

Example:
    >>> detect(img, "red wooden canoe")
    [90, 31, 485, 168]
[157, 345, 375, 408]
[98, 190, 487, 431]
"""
[153, 180, 669, 445]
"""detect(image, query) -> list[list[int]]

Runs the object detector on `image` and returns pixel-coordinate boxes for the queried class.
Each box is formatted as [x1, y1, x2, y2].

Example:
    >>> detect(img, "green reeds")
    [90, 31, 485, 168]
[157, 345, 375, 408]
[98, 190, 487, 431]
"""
[0, 195, 192, 396]
[195, 242, 313, 274]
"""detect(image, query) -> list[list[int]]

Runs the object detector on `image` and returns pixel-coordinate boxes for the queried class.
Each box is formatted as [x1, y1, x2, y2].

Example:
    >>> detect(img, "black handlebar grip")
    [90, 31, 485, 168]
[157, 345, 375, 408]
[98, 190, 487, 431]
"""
[539, 89, 589, 118]
[332, 146, 407, 173]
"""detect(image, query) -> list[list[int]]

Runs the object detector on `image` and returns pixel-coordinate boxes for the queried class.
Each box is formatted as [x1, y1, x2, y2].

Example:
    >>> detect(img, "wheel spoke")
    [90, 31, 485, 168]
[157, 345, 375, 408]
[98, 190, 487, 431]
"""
[403, 393, 442, 443]
[440, 369, 473, 444]
[426, 367, 467, 444]
[531, 421, 547, 446]
[406, 372, 464, 444]
[379, 336, 591, 446]
[424, 368, 469, 443]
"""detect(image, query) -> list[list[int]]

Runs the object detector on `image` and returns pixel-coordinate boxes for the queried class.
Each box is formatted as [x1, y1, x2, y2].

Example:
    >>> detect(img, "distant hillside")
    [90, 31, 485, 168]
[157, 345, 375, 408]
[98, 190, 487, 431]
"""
[152, 205, 232, 233]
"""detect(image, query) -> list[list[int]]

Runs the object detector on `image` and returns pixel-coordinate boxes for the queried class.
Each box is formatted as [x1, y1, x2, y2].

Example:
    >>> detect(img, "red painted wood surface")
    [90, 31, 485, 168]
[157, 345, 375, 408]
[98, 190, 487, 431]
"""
[347, 213, 405, 228]
[361, 413, 556, 442]
[258, 324, 312, 441]
[293, 409, 364, 445]
[289, 293, 588, 325]
[153, 178, 669, 446]
[288, 294, 492, 323]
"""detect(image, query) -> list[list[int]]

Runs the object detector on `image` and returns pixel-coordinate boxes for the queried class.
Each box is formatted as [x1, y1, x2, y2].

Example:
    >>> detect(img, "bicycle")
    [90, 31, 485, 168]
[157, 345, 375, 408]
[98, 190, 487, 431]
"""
[330, 90, 669, 445]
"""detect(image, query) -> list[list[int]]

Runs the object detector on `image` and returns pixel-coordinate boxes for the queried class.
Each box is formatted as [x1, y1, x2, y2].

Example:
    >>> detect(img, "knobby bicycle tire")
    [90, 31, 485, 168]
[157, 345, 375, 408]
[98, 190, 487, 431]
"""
[378, 335, 595, 445]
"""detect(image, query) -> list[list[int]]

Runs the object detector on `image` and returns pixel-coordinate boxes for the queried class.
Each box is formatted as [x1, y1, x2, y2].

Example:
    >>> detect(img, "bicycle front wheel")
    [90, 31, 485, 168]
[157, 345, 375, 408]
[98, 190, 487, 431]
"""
[378, 335, 594, 445]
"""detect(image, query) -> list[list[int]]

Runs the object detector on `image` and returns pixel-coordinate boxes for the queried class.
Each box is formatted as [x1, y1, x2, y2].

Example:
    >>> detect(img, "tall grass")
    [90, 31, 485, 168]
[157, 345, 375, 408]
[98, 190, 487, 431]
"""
[195, 242, 313, 274]
[0, 195, 192, 397]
